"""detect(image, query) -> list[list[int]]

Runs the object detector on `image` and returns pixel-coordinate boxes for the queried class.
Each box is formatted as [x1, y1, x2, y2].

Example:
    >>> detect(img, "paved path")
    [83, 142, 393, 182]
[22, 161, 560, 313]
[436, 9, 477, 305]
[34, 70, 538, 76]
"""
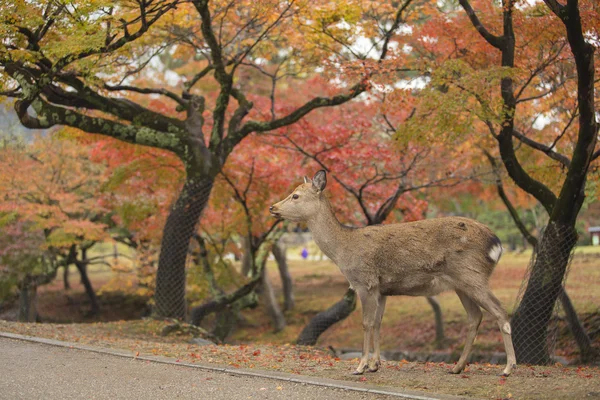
[0, 334, 463, 400]
[0, 337, 387, 400]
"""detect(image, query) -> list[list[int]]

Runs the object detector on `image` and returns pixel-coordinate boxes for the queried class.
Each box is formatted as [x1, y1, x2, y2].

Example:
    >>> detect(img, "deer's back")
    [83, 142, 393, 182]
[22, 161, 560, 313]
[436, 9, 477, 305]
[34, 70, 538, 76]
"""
[342, 217, 501, 296]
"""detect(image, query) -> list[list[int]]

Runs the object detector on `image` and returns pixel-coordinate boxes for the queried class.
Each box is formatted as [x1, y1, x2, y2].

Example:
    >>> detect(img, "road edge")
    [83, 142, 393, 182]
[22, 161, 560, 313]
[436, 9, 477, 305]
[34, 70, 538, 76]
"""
[0, 331, 472, 400]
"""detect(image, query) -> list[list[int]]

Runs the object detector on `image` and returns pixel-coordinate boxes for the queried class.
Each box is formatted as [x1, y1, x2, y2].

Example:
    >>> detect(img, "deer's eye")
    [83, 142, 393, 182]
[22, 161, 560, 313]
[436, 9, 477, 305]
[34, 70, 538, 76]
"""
[292, 194, 299, 200]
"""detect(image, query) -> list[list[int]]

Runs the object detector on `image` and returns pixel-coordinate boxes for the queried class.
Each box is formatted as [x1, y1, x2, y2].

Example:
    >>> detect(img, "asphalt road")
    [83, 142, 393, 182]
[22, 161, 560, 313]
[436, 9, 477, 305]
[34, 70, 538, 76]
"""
[0, 337, 398, 400]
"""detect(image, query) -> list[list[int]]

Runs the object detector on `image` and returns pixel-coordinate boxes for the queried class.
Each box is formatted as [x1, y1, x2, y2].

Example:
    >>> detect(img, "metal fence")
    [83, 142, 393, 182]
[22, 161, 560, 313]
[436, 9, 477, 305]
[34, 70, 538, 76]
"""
[153, 179, 214, 320]
[511, 223, 579, 364]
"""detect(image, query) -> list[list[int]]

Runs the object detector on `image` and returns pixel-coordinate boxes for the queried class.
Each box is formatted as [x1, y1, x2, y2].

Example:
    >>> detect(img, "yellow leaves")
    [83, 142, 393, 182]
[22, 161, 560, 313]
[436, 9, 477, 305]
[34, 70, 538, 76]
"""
[311, 0, 362, 29]
[395, 59, 524, 151]
[0, 132, 112, 252]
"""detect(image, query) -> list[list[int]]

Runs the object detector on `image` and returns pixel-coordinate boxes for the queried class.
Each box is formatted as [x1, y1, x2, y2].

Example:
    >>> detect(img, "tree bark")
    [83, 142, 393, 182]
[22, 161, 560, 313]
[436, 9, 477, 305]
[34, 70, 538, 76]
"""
[559, 289, 598, 363]
[212, 308, 238, 342]
[272, 241, 295, 311]
[189, 228, 285, 328]
[259, 260, 286, 332]
[488, 149, 596, 362]
[17, 276, 38, 323]
[426, 296, 445, 347]
[75, 260, 100, 316]
[241, 235, 252, 277]
[154, 176, 215, 319]
[63, 265, 71, 290]
[297, 288, 357, 346]
[511, 1, 596, 365]
[512, 223, 578, 364]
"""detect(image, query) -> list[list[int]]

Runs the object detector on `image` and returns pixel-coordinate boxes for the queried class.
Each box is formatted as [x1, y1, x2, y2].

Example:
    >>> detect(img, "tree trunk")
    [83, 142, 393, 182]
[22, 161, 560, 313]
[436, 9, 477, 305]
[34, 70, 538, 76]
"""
[17, 277, 37, 322]
[512, 222, 578, 364]
[75, 260, 100, 316]
[241, 235, 252, 277]
[154, 176, 215, 319]
[212, 308, 238, 342]
[258, 259, 286, 332]
[272, 241, 294, 311]
[63, 265, 70, 290]
[559, 289, 597, 363]
[297, 288, 357, 346]
[426, 296, 445, 348]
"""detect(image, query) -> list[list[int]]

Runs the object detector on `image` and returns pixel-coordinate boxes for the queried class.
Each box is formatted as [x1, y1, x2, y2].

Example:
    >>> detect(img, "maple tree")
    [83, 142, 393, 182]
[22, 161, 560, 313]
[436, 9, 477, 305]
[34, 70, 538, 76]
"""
[0, 133, 119, 318]
[188, 133, 303, 338]
[0, 0, 397, 319]
[395, 0, 599, 363]
[266, 86, 470, 345]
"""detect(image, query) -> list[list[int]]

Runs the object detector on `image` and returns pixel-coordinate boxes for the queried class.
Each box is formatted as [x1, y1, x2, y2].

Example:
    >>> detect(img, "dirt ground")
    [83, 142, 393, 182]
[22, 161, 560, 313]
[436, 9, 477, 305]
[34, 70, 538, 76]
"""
[1, 251, 599, 399]
[1, 319, 599, 400]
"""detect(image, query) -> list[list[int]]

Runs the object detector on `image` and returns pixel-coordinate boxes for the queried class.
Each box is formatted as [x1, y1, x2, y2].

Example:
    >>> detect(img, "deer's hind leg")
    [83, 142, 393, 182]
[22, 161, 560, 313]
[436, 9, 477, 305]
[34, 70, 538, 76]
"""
[451, 290, 482, 374]
[470, 288, 516, 376]
[368, 294, 387, 372]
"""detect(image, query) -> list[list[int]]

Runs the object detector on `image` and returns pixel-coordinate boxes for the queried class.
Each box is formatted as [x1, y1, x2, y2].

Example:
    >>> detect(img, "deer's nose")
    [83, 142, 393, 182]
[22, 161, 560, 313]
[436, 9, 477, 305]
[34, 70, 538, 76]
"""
[269, 205, 275, 212]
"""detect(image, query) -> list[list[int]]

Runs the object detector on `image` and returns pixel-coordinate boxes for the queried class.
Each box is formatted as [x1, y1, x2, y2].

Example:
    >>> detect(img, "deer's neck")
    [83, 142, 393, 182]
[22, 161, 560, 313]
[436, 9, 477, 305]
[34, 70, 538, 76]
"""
[307, 198, 348, 264]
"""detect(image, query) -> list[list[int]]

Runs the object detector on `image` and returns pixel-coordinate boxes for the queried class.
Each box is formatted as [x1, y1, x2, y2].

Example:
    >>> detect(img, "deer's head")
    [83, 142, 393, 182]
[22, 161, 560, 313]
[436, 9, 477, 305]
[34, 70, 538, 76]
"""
[269, 170, 327, 222]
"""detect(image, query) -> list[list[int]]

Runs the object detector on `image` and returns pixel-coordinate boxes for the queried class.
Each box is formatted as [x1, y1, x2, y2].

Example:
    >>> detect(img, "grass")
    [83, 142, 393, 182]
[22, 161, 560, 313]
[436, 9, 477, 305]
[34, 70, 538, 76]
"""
[9, 246, 599, 357]
[229, 249, 599, 357]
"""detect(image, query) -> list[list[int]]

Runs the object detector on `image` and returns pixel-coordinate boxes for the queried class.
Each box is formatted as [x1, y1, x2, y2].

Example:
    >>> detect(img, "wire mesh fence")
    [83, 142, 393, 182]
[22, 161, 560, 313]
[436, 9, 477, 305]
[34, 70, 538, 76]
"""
[511, 222, 578, 365]
[153, 178, 214, 320]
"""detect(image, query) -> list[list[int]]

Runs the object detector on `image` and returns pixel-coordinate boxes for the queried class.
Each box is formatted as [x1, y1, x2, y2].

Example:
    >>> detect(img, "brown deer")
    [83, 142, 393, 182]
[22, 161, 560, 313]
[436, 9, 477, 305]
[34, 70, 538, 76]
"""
[270, 170, 516, 376]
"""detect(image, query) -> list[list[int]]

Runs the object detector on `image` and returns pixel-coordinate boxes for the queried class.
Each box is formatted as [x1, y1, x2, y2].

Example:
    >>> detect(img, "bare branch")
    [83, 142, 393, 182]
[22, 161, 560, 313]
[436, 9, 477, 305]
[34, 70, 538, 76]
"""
[104, 83, 185, 106]
[512, 129, 571, 168]
[542, 0, 567, 20]
[482, 148, 538, 247]
[227, 81, 368, 155]
[457, 0, 504, 49]
[379, 0, 414, 61]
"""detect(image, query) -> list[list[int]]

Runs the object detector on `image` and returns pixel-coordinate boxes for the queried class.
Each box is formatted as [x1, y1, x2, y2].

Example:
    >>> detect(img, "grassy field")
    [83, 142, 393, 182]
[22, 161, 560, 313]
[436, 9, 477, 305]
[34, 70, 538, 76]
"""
[3, 245, 599, 360]
[230, 249, 600, 360]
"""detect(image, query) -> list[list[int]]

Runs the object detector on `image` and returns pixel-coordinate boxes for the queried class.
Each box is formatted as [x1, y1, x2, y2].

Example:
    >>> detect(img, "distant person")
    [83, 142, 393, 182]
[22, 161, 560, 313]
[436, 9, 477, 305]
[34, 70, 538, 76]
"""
[301, 247, 308, 260]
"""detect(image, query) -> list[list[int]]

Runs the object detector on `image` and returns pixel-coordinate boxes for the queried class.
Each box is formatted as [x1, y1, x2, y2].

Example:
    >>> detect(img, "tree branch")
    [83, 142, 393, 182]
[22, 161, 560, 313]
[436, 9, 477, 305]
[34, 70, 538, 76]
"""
[457, 0, 504, 49]
[52, 1, 179, 74]
[225, 81, 368, 156]
[104, 84, 185, 107]
[15, 97, 185, 154]
[379, 0, 414, 61]
[512, 130, 571, 168]
[542, 0, 567, 21]
[483, 149, 538, 247]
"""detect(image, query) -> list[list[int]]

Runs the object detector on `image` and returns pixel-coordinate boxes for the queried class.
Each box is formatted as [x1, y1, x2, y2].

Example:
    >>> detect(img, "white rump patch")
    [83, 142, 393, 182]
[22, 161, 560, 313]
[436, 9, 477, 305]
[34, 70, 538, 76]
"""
[488, 244, 503, 263]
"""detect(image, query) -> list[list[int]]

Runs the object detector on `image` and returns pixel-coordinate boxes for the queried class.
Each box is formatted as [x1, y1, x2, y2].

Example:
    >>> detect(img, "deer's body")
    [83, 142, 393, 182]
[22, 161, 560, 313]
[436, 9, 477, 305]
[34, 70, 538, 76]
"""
[270, 171, 516, 376]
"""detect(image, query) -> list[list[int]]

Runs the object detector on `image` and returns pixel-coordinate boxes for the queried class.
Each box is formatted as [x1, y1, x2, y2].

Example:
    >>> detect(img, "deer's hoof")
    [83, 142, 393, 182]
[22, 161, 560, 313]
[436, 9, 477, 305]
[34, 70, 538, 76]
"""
[501, 364, 515, 377]
[352, 369, 364, 375]
[367, 361, 380, 373]
[449, 367, 463, 375]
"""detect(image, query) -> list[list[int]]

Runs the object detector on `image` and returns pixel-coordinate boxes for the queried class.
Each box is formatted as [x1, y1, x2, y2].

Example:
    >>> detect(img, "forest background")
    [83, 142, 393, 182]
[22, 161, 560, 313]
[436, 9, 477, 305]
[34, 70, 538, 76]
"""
[0, 1, 599, 397]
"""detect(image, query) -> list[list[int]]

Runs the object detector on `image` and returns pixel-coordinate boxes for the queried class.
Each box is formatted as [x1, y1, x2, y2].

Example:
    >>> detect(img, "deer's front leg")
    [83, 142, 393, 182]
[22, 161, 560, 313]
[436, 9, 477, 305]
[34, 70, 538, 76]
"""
[368, 295, 386, 373]
[353, 290, 378, 375]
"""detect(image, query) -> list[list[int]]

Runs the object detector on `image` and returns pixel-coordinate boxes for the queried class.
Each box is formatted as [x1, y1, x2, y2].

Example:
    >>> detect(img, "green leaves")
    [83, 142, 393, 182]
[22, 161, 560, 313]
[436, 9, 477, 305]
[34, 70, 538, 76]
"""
[396, 59, 519, 146]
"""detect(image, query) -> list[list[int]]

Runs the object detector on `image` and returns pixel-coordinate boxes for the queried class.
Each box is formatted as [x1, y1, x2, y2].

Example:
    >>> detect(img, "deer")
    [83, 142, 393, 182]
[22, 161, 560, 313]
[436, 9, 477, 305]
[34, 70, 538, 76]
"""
[269, 170, 516, 376]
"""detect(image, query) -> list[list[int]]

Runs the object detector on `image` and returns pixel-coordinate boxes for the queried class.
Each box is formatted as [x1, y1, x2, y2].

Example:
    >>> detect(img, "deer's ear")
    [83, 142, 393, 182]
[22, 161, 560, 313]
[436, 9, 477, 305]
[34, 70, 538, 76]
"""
[303, 176, 311, 184]
[312, 170, 327, 192]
